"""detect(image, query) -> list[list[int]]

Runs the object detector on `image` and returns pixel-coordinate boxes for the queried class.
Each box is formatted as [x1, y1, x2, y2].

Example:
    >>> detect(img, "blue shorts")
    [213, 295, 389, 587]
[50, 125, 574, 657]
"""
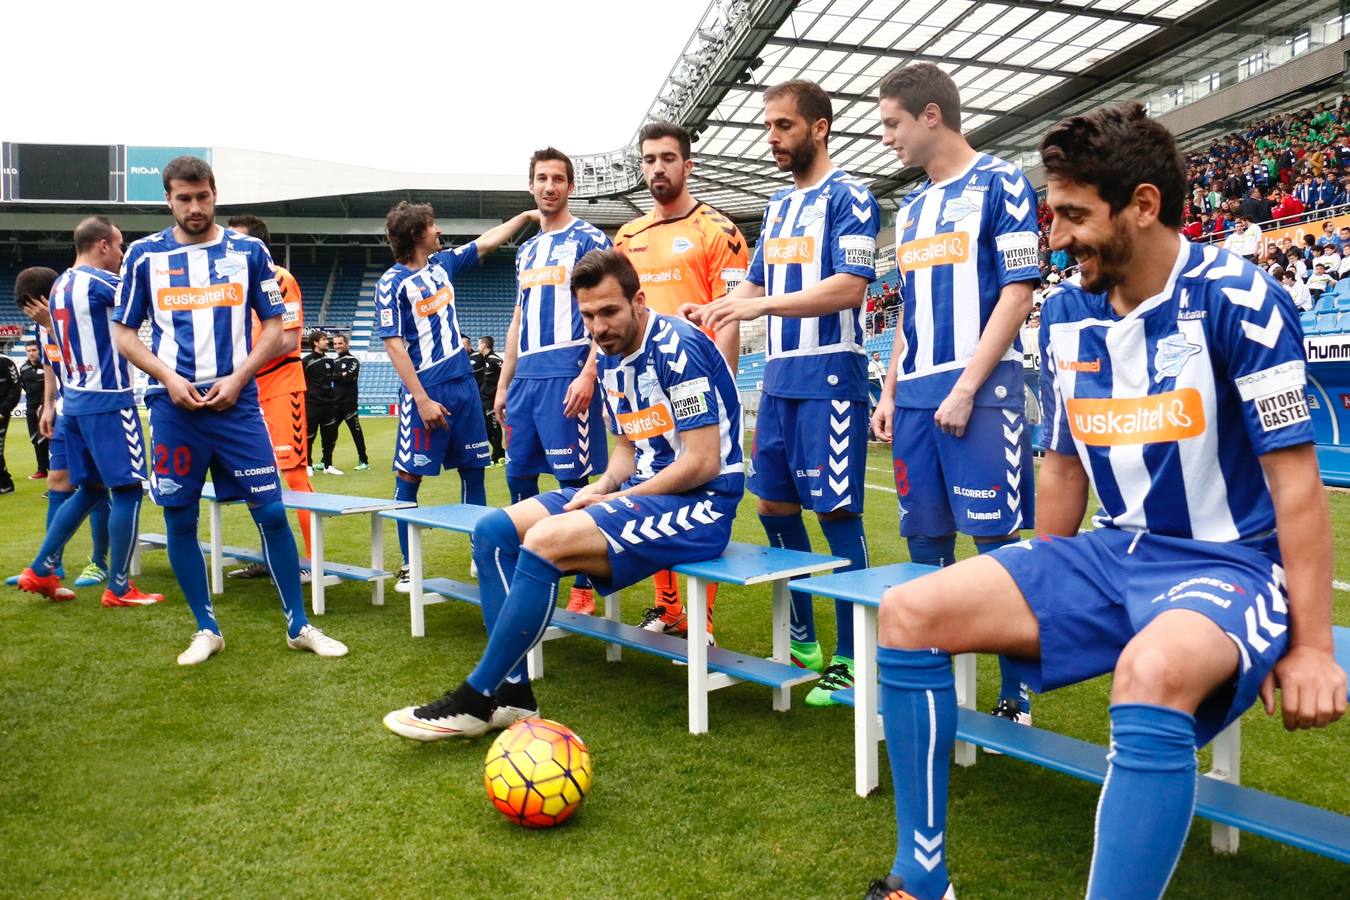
[535, 488, 739, 595]
[394, 376, 490, 476]
[145, 394, 282, 507]
[48, 414, 68, 473]
[504, 377, 607, 480]
[63, 407, 147, 489]
[750, 394, 868, 514]
[891, 405, 1034, 537]
[991, 528, 1289, 746]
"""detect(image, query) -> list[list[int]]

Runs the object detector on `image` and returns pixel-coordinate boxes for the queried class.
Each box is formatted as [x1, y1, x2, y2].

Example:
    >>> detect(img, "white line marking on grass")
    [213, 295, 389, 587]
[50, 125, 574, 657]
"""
[1334, 580, 1350, 592]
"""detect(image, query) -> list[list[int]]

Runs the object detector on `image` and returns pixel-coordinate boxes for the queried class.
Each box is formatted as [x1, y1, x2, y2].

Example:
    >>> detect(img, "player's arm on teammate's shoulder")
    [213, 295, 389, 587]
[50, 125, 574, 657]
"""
[472, 210, 543, 257]
[496, 306, 522, 425]
[383, 336, 448, 430]
[1260, 444, 1346, 730]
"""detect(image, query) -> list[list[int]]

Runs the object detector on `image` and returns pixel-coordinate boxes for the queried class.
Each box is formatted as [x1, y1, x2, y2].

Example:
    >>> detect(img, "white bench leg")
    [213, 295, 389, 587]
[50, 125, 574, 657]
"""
[209, 500, 224, 595]
[409, 525, 425, 637]
[771, 579, 791, 712]
[954, 653, 977, 767]
[370, 513, 384, 607]
[310, 513, 326, 615]
[1207, 718, 1242, 854]
[527, 642, 545, 680]
[131, 537, 142, 576]
[604, 591, 621, 662]
[687, 574, 710, 734]
[855, 602, 879, 797]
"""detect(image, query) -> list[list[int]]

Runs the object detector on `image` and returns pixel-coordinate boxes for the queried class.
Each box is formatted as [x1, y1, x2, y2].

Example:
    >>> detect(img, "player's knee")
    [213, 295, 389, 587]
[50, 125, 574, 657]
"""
[473, 509, 520, 552]
[758, 498, 799, 517]
[1112, 642, 1193, 705]
[878, 582, 944, 649]
[396, 471, 421, 485]
[521, 516, 576, 564]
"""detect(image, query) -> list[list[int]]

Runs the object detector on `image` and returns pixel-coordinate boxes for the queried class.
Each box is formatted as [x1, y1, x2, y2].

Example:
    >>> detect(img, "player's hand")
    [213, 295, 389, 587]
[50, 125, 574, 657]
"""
[165, 373, 206, 411]
[201, 374, 246, 411]
[562, 372, 595, 418]
[416, 394, 450, 430]
[493, 389, 507, 427]
[701, 296, 765, 334]
[871, 398, 894, 443]
[678, 303, 705, 325]
[934, 385, 975, 438]
[39, 406, 55, 439]
[1260, 644, 1347, 730]
[564, 485, 619, 511]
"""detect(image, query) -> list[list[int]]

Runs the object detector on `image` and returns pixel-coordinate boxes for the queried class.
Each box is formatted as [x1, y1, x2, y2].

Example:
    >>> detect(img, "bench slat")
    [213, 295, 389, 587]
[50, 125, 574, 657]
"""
[138, 534, 390, 582]
[787, 562, 939, 608]
[674, 542, 846, 585]
[422, 578, 482, 606]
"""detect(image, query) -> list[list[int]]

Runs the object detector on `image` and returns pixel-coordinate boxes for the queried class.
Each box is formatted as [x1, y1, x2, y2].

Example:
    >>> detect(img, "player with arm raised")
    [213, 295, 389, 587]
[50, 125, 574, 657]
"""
[615, 120, 749, 642]
[871, 63, 1039, 726]
[111, 156, 346, 664]
[377, 201, 539, 593]
[494, 148, 610, 616]
[862, 103, 1345, 900]
[697, 80, 880, 706]
[384, 249, 743, 739]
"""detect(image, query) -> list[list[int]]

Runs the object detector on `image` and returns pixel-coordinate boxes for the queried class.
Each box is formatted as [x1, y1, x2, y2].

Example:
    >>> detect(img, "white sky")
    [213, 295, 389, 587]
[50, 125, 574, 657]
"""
[0, 1, 709, 176]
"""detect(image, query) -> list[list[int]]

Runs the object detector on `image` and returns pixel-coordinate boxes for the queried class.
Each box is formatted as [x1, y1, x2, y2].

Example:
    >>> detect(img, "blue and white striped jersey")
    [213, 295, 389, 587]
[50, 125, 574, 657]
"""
[375, 244, 478, 387]
[747, 168, 880, 400]
[599, 312, 744, 497]
[1041, 236, 1313, 541]
[49, 266, 134, 414]
[514, 218, 610, 378]
[113, 227, 284, 395]
[894, 153, 1041, 409]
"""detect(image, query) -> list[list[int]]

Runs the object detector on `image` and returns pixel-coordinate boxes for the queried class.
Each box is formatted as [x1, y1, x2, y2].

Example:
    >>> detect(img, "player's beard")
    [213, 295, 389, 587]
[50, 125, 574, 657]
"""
[774, 139, 817, 176]
[647, 172, 683, 204]
[1073, 218, 1132, 294]
[176, 212, 213, 236]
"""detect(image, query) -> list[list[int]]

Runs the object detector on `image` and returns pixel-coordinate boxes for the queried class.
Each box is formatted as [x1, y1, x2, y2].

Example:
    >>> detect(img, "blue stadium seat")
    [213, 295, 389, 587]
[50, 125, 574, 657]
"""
[1336, 294, 1350, 311]
[1339, 312, 1350, 333]
[1315, 295, 1337, 314]
[1318, 313, 1339, 333]
[1302, 312, 1320, 334]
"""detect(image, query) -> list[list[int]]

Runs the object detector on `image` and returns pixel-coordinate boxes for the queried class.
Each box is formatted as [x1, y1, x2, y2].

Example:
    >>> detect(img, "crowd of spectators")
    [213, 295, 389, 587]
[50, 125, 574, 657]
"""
[864, 278, 900, 335]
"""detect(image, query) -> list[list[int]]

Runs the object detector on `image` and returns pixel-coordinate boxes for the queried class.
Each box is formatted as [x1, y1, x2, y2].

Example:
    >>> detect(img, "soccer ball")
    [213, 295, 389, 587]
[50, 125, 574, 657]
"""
[484, 718, 591, 827]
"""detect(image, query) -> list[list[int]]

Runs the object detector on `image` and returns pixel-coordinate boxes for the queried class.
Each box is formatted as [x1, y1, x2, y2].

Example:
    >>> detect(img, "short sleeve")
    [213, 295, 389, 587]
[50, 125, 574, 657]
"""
[250, 243, 284, 320]
[1209, 265, 1315, 453]
[514, 245, 527, 310]
[277, 268, 303, 330]
[827, 182, 881, 280]
[112, 247, 149, 328]
[375, 274, 403, 339]
[1040, 317, 1074, 455]
[746, 206, 770, 287]
[656, 325, 722, 433]
[433, 244, 479, 279]
[987, 170, 1042, 287]
[702, 212, 749, 301]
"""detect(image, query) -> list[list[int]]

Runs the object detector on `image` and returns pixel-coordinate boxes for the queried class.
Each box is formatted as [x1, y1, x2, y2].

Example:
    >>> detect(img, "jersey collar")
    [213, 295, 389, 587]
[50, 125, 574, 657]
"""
[620, 309, 660, 366]
[1117, 233, 1190, 322]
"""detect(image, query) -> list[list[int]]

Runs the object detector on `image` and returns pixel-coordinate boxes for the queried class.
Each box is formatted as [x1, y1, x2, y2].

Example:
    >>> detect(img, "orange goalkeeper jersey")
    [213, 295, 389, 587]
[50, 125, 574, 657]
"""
[251, 264, 305, 400]
[614, 202, 749, 317]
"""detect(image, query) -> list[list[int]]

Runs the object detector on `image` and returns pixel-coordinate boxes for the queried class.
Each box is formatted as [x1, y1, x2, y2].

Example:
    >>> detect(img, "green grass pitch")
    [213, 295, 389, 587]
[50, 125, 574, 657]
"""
[1, 414, 1346, 898]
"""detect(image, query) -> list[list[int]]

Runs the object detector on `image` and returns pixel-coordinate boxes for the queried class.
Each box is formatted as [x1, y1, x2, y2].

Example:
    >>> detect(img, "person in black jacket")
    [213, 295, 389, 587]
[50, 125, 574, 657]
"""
[472, 336, 504, 464]
[302, 332, 341, 475]
[18, 341, 48, 478]
[331, 334, 368, 470]
[0, 349, 21, 493]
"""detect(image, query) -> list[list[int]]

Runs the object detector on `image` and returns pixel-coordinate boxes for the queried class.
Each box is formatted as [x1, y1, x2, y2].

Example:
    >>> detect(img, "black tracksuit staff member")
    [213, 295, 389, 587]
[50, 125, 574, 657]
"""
[18, 342, 47, 478]
[331, 334, 368, 470]
[302, 332, 340, 475]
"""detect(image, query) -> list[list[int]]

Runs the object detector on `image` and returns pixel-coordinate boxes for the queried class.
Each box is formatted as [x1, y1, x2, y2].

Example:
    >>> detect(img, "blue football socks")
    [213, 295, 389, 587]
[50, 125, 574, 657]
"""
[559, 477, 591, 591]
[251, 500, 308, 639]
[164, 504, 217, 634]
[879, 645, 956, 900]
[1087, 704, 1198, 898]
[106, 486, 142, 596]
[906, 534, 956, 568]
[819, 515, 869, 659]
[393, 477, 421, 564]
[31, 485, 104, 575]
[88, 490, 111, 571]
[45, 488, 74, 572]
[465, 547, 560, 696]
[759, 512, 817, 643]
[976, 537, 1032, 713]
[458, 466, 486, 507]
[506, 475, 540, 505]
[471, 509, 527, 684]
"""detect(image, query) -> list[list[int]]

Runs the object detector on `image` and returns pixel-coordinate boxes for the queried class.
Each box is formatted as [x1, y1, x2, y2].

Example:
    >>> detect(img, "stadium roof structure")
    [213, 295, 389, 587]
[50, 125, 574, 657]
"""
[573, 0, 1326, 223]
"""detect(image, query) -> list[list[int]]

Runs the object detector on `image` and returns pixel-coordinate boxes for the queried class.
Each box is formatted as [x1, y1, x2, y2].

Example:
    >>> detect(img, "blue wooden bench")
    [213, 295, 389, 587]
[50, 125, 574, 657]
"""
[1316, 443, 1350, 488]
[791, 564, 1350, 862]
[379, 504, 496, 636]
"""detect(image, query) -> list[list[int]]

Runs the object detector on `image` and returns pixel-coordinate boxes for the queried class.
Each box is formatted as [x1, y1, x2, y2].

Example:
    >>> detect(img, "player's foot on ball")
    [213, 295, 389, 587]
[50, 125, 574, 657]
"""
[324, 465, 344, 476]
[227, 562, 270, 579]
[75, 561, 109, 587]
[394, 565, 412, 593]
[790, 639, 825, 673]
[101, 582, 165, 607]
[17, 568, 75, 602]
[383, 684, 492, 741]
[863, 874, 956, 900]
[566, 586, 595, 615]
[489, 680, 539, 730]
[287, 624, 348, 657]
[805, 655, 856, 706]
[354, 461, 370, 471]
[637, 605, 687, 635]
[177, 629, 224, 665]
[984, 698, 1031, 755]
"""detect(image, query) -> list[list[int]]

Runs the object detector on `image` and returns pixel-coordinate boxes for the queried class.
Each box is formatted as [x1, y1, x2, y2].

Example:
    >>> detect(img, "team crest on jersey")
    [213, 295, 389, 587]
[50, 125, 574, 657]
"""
[671, 236, 694, 254]
[550, 240, 579, 262]
[941, 195, 982, 225]
[430, 267, 448, 286]
[1153, 333, 1202, 382]
[799, 202, 826, 227]
[214, 253, 248, 278]
[637, 369, 659, 399]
